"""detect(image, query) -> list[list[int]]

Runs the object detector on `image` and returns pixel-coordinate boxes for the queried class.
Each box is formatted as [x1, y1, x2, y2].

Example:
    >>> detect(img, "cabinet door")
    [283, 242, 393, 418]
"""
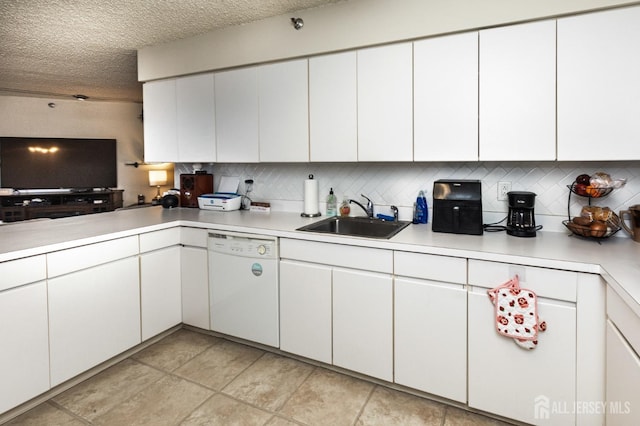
[49, 257, 141, 386]
[557, 6, 640, 160]
[357, 43, 413, 161]
[606, 320, 640, 425]
[181, 246, 209, 329]
[215, 67, 260, 162]
[176, 73, 216, 162]
[414, 32, 478, 161]
[333, 268, 393, 381]
[309, 51, 358, 162]
[140, 246, 182, 340]
[394, 277, 467, 403]
[0, 282, 49, 413]
[479, 20, 556, 161]
[143, 79, 177, 162]
[279, 260, 332, 364]
[468, 288, 576, 425]
[259, 59, 309, 162]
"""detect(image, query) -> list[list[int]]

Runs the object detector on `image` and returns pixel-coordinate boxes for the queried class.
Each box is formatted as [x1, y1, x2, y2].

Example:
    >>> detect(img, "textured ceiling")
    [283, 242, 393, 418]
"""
[0, 0, 342, 103]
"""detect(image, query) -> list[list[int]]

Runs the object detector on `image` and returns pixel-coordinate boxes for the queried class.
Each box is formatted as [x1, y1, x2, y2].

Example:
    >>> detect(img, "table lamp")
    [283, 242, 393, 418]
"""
[149, 170, 167, 202]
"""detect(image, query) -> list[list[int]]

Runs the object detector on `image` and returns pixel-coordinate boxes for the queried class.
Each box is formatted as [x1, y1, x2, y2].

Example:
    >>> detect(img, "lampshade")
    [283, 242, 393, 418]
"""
[148, 170, 167, 187]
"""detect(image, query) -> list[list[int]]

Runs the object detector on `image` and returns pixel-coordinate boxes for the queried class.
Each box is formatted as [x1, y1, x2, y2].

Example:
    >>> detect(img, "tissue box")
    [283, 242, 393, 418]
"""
[198, 193, 242, 211]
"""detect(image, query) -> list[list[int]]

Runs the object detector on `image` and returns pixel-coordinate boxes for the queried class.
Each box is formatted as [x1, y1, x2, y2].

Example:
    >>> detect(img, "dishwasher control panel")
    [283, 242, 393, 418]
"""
[209, 232, 277, 258]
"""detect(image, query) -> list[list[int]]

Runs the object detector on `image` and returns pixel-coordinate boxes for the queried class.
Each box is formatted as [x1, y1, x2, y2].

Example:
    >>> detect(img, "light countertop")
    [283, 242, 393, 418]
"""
[2, 207, 639, 316]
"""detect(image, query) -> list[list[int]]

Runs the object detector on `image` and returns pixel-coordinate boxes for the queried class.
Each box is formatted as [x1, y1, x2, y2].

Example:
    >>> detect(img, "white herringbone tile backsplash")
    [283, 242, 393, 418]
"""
[176, 161, 640, 233]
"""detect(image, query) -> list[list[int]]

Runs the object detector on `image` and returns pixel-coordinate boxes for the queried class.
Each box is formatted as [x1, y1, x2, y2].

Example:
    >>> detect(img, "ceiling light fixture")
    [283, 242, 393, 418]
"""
[73, 94, 89, 101]
[291, 17, 304, 30]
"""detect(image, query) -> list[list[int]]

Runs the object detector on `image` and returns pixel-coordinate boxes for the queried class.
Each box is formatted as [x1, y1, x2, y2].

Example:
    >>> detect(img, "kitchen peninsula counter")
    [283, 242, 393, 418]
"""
[1, 206, 639, 314]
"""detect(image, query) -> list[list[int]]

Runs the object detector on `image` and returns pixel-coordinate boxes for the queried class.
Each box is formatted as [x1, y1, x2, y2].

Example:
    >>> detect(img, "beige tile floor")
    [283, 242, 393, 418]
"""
[6, 329, 514, 425]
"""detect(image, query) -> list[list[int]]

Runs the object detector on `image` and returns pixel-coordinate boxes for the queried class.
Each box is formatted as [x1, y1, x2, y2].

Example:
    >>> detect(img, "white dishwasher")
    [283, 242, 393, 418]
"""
[208, 231, 279, 347]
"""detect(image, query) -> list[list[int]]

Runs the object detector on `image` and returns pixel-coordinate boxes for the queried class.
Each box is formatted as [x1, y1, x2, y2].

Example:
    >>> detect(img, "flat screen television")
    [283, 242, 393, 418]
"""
[0, 137, 117, 191]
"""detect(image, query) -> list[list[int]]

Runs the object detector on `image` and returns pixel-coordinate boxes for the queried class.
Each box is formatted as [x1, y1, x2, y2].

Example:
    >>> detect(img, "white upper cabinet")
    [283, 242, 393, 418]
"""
[309, 51, 358, 162]
[357, 43, 413, 161]
[143, 79, 177, 162]
[176, 73, 216, 162]
[215, 67, 260, 163]
[479, 20, 556, 161]
[143, 74, 216, 163]
[557, 6, 640, 160]
[258, 59, 309, 162]
[414, 32, 478, 161]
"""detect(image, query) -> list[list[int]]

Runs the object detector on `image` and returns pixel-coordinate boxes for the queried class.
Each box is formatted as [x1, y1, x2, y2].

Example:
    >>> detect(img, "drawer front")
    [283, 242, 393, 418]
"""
[607, 286, 640, 355]
[139, 227, 181, 253]
[181, 227, 207, 248]
[0, 255, 47, 291]
[468, 259, 577, 302]
[47, 236, 139, 278]
[280, 238, 392, 274]
[394, 251, 466, 284]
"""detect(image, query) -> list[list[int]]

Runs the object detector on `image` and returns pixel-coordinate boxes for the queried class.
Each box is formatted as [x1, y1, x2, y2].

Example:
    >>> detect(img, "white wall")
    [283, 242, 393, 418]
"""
[138, 0, 636, 81]
[0, 95, 163, 206]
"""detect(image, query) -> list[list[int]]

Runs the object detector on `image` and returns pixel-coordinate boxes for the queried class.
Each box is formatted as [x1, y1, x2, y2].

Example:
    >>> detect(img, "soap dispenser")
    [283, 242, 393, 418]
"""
[326, 188, 337, 217]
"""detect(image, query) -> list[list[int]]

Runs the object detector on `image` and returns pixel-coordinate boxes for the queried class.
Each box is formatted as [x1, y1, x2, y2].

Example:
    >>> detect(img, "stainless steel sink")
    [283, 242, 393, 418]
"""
[296, 216, 411, 239]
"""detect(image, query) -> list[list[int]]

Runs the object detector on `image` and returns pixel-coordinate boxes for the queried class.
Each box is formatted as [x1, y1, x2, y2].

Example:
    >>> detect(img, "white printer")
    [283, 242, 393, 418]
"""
[198, 176, 242, 211]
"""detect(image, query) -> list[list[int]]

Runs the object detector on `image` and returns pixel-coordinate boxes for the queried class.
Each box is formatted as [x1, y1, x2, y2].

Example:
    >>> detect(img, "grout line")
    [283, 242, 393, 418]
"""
[272, 364, 317, 414]
[218, 350, 269, 394]
[352, 384, 377, 426]
[173, 390, 221, 425]
[43, 401, 92, 425]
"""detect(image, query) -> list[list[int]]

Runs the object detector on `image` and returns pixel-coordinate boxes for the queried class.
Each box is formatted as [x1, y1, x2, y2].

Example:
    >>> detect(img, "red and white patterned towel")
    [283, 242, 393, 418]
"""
[487, 275, 547, 350]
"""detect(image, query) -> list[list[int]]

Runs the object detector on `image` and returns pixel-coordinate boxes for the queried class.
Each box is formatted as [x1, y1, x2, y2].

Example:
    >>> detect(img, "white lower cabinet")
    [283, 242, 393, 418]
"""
[180, 228, 209, 329]
[0, 262, 49, 414]
[396, 280, 467, 399]
[394, 251, 467, 403]
[467, 260, 581, 425]
[468, 291, 576, 425]
[333, 267, 393, 381]
[140, 228, 183, 340]
[606, 321, 640, 425]
[279, 238, 393, 381]
[48, 256, 141, 386]
[606, 286, 640, 425]
[140, 245, 182, 340]
[279, 259, 332, 364]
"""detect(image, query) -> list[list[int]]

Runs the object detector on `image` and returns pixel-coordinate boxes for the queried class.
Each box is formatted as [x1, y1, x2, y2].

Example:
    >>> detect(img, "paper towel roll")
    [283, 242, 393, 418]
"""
[303, 175, 319, 216]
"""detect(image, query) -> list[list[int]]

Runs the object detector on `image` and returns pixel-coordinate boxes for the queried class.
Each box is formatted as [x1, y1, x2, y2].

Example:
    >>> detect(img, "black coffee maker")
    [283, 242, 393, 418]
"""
[506, 191, 539, 237]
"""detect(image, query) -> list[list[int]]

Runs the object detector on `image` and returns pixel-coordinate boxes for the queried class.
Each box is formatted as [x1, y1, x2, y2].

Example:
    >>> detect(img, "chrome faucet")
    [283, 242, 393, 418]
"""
[349, 194, 374, 218]
[390, 205, 399, 221]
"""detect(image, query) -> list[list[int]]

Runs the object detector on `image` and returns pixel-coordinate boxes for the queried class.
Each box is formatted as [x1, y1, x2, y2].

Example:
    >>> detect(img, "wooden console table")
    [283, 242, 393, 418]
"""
[0, 190, 124, 222]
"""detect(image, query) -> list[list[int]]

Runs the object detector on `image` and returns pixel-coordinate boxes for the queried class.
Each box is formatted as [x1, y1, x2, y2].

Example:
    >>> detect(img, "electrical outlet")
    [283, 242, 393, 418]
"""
[498, 181, 511, 201]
